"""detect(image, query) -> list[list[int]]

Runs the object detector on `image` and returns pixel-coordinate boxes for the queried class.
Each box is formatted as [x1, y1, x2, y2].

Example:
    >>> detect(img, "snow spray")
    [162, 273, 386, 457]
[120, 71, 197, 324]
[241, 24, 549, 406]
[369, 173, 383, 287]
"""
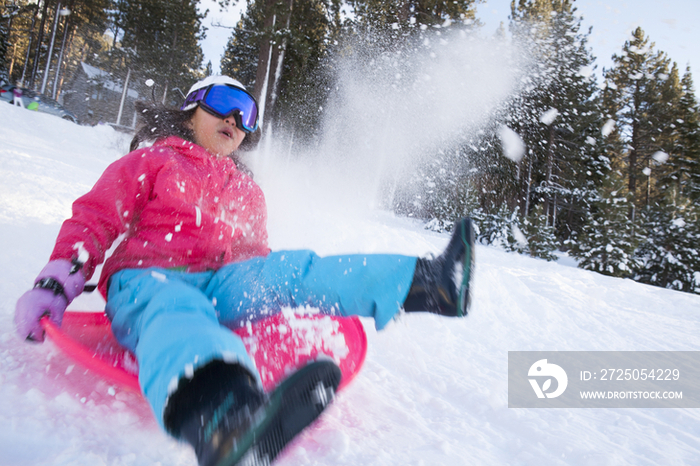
[247, 28, 526, 249]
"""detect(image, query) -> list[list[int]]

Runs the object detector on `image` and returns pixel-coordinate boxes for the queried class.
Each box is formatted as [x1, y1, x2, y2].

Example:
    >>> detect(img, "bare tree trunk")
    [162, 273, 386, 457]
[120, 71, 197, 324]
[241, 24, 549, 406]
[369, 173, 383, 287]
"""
[543, 123, 555, 226]
[524, 152, 533, 217]
[266, 0, 293, 118]
[9, 43, 17, 77]
[30, 0, 50, 89]
[20, 4, 39, 85]
[629, 122, 638, 223]
[161, 80, 169, 104]
[55, 24, 75, 100]
[52, 15, 71, 100]
[253, 0, 294, 135]
[116, 68, 131, 126]
[41, 1, 63, 95]
[628, 81, 642, 225]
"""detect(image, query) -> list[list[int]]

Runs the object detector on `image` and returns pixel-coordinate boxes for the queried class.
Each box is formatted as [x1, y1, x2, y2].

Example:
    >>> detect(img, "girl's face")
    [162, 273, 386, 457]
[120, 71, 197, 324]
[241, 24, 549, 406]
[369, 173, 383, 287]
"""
[189, 107, 246, 157]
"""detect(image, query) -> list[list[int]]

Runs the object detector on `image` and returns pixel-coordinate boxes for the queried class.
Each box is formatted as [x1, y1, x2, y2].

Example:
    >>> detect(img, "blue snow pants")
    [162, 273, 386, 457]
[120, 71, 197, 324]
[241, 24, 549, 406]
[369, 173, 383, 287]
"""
[105, 250, 416, 429]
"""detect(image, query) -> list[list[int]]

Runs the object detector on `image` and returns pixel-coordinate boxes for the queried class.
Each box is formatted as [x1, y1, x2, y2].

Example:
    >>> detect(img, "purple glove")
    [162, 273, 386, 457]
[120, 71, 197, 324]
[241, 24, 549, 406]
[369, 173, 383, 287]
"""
[15, 259, 86, 342]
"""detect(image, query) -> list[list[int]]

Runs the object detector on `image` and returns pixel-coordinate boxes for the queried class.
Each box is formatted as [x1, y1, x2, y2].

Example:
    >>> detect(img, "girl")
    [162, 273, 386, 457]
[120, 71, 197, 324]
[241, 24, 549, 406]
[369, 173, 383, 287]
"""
[14, 75, 475, 466]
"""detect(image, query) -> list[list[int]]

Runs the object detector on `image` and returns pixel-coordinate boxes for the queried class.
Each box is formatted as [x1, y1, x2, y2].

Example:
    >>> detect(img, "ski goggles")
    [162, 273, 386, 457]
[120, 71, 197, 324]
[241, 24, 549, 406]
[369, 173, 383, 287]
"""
[181, 84, 259, 133]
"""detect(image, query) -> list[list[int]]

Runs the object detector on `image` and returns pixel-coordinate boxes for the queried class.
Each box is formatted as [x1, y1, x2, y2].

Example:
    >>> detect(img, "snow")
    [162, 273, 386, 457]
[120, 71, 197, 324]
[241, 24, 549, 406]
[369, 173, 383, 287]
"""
[652, 151, 670, 164]
[672, 218, 687, 229]
[2, 102, 700, 466]
[497, 125, 526, 162]
[602, 119, 616, 137]
[577, 66, 594, 79]
[539, 108, 560, 125]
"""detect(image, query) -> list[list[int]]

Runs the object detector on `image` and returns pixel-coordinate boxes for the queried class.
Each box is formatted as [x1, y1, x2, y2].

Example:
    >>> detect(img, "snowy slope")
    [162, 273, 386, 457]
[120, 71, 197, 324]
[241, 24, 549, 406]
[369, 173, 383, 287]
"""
[2, 103, 700, 466]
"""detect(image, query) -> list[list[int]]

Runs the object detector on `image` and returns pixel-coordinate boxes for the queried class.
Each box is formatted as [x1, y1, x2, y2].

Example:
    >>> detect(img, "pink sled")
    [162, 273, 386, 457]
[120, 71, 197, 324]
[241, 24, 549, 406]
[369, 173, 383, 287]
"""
[41, 311, 367, 394]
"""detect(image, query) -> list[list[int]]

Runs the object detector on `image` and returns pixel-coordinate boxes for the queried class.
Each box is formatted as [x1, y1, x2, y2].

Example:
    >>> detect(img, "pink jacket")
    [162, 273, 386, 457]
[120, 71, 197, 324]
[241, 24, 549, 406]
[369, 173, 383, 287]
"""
[50, 136, 270, 297]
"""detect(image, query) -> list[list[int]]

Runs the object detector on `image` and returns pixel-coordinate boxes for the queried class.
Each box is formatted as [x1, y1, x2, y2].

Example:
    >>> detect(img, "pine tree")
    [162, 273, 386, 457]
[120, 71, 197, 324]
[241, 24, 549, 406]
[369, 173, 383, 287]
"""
[2, 0, 111, 98]
[634, 201, 700, 293]
[474, 202, 521, 249]
[661, 67, 700, 204]
[464, 117, 523, 217]
[601, 27, 681, 221]
[117, 0, 206, 105]
[599, 27, 700, 293]
[271, 0, 337, 139]
[629, 66, 700, 294]
[346, 0, 477, 33]
[521, 203, 558, 261]
[567, 171, 639, 277]
[1, 0, 38, 86]
[221, 12, 260, 87]
[222, 0, 338, 140]
[506, 0, 607, 244]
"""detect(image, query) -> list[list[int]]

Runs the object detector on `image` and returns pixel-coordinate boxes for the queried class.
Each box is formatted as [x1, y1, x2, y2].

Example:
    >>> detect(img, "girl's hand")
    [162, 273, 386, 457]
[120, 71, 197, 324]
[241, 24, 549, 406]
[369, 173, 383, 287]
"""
[14, 260, 86, 342]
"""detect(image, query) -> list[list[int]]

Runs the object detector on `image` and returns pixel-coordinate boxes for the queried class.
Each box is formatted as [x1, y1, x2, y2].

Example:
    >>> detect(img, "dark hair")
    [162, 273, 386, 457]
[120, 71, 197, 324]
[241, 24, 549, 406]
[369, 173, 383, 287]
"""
[129, 101, 196, 152]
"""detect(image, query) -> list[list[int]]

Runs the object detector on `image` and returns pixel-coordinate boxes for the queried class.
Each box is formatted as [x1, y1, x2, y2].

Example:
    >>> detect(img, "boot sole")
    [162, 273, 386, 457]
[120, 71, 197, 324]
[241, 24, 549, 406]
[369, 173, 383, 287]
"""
[214, 360, 342, 466]
[457, 218, 475, 317]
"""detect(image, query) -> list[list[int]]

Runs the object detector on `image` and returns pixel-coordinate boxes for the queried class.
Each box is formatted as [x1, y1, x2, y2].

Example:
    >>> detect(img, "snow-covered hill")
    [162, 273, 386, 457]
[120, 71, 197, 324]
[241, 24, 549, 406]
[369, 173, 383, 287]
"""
[1, 103, 700, 466]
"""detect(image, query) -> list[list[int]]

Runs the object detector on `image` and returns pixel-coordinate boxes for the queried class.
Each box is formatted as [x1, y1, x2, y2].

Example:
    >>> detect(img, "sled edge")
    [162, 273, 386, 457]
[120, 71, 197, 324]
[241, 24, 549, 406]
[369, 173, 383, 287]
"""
[41, 315, 142, 391]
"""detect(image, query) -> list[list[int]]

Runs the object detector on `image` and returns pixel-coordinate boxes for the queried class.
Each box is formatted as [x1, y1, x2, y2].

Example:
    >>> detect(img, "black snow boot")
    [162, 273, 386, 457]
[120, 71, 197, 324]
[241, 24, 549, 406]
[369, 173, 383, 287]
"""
[403, 217, 475, 317]
[164, 359, 341, 466]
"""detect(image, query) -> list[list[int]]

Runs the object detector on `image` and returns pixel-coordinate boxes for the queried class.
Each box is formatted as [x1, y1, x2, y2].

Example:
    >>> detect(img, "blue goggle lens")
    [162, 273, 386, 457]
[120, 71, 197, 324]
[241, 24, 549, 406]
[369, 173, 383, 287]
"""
[182, 84, 259, 133]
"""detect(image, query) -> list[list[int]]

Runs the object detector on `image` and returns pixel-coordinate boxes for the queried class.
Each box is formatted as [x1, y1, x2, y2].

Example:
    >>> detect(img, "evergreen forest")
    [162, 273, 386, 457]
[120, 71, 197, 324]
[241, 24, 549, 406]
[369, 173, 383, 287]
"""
[1, 0, 699, 294]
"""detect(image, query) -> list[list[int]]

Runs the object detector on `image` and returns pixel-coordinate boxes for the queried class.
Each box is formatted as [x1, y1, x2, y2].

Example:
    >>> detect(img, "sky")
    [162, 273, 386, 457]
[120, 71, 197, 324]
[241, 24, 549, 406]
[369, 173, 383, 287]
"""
[199, 0, 700, 81]
[198, 0, 246, 73]
[477, 0, 700, 77]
